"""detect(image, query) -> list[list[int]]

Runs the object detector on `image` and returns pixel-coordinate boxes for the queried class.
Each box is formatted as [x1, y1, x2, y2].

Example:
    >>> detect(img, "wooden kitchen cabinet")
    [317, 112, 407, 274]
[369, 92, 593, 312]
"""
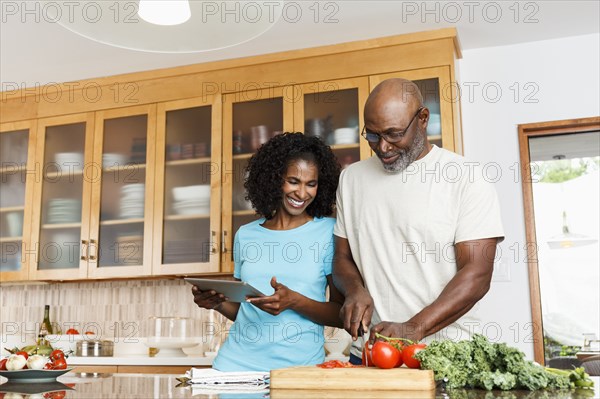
[0, 29, 462, 282]
[220, 87, 294, 272]
[26, 106, 157, 281]
[0, 121, 37, 282]
[28, 113, 95, 280]
[152, 97, 222, 275]
[371, 66, 463, 154]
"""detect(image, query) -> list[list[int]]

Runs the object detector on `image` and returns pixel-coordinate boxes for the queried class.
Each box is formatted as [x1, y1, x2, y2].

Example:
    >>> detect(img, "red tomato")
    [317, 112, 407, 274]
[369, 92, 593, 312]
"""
[65, 328, 80, 335]
[16, 351, 28, 360]
[53, 358, 67, 370]
[50, 349, 65, 361]
[395, 348, 404, 367]
[45, 391, 66, 399]
[0, 358, 7, 370]
[403, 343, 427, 369]
[362, 343, 375, 367]
[44, 362, 55, 370]
[371, 341, 401, 369]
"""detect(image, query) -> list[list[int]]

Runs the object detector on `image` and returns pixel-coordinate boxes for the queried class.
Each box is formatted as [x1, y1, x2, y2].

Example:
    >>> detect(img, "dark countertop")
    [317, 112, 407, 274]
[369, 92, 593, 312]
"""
[0, 373, 598, 398]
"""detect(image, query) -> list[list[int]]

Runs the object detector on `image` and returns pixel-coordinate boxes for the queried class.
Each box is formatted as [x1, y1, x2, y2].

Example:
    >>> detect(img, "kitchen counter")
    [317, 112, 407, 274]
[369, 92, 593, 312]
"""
[1, 373, 598, 399]
[66, 355, 213, 366]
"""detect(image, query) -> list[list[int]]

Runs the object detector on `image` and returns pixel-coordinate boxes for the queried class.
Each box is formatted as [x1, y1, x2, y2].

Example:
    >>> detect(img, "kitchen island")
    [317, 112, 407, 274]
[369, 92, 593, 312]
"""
[1, 373, 598, 398]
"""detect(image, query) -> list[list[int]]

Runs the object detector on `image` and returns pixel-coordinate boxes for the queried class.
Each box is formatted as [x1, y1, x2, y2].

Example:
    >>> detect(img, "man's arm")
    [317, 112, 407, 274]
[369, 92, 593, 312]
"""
[371, 237, 499, 342]
[332, 235, 375, 340]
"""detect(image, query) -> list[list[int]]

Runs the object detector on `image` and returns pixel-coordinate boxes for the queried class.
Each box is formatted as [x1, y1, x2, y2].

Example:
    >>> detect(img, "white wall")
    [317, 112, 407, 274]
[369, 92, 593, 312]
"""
[458, 33, 600, 359]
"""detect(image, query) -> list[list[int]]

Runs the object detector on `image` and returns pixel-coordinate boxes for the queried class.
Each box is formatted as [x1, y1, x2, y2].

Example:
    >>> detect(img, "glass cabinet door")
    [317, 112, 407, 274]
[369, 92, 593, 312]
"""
[88, 105, 155, 278]
[30, 114, 94, 280]
[371, 67, 460, 153]
[153, 98, 220, 275]
[0, 121, 36, 281]
[221, 87, 294, 272]
[294, 78, 370, 169]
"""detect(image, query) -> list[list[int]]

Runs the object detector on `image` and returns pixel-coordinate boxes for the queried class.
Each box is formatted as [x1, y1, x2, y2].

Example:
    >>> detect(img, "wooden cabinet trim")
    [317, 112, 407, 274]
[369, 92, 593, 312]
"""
[1, 33, 459, 123]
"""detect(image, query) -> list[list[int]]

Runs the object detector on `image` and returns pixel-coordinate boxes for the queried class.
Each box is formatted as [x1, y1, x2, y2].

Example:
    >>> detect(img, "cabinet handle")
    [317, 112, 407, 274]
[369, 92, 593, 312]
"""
[89, 239, 98, 261]
[221, 230, 227, 253]
[211, 231, 217, 254]
[80, 240, 88, 261]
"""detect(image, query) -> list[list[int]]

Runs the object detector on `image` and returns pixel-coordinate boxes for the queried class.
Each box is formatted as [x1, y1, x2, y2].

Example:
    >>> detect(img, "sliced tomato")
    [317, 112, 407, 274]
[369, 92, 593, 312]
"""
[0, 359, 7, 370]
[402, 343, 427, 369]
[317, 360, 358, 368]
[362, 343, 375, 367]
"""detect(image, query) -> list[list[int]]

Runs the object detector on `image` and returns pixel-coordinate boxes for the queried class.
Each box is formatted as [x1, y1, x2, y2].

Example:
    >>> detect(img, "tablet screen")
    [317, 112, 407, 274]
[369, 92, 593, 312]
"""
[184, 278, 265, 303]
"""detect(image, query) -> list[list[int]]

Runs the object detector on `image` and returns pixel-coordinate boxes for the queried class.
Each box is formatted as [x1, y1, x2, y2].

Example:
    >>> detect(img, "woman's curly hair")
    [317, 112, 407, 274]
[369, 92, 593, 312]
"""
[244, 132, 341, 220]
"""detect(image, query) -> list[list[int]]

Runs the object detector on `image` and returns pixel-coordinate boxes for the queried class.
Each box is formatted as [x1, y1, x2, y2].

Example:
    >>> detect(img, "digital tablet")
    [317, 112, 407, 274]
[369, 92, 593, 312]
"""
[184, 278, 266, 303]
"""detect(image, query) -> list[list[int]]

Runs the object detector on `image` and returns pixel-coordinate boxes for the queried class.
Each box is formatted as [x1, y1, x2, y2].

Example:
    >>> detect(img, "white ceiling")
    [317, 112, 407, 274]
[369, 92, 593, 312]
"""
[529, 131, 600, 162]
[1, 1, 599, 88]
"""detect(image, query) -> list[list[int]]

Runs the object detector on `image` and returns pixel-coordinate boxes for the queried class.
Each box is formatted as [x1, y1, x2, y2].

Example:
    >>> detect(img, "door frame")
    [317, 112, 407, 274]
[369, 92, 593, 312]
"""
[518, 116, 600, 364]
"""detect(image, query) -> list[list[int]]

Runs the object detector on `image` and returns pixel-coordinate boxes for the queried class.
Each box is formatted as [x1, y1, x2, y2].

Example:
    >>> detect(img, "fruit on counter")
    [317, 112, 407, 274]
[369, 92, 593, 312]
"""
[6, 344, 54, 356]
[370, 341, 402, 369]
[402, 343, 427, 369]
[361, 343, 375, 367]
[369, 333, 427, 369]
[6, 354, 27, 370]
[317, 360, 359, 368]
[414, 334, 595, 390]
[26, 354, 48, 370]
[44, 349, 67, 370]
[65, 328, 80, 334]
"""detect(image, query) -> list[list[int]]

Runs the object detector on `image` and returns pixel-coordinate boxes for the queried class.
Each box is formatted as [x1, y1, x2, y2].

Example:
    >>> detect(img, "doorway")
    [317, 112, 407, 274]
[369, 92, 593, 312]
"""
[518, 117, 600, 366]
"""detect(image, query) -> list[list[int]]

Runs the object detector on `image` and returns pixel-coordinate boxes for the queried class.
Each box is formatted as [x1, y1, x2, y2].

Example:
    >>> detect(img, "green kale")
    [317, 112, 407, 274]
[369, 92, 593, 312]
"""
[473, 370, 517, 390]
[414, 334, 595, 391]
[516, 362, 549, 390]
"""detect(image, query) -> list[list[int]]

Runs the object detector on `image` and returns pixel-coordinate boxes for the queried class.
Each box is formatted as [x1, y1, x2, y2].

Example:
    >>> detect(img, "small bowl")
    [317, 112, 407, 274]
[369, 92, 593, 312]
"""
[46, 334, 99, 354]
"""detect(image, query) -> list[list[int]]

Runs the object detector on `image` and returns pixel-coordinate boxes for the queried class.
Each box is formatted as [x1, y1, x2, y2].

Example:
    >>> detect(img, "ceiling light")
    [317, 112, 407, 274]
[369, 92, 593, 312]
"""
[138, 0, 191, 26]
[547, 211, 598, 249]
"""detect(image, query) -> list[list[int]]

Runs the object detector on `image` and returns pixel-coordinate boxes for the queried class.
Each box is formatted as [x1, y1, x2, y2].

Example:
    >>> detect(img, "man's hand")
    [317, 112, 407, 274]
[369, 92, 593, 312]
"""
[340, 286, 374, 341]
[246, 277, 298, 315]
[370, 321, 425, 344]
[191, 285, 227, 310]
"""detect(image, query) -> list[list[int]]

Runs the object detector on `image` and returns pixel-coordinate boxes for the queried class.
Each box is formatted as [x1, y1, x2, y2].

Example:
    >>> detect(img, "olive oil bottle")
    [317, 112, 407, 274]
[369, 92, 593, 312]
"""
[37, 305, 53, 346]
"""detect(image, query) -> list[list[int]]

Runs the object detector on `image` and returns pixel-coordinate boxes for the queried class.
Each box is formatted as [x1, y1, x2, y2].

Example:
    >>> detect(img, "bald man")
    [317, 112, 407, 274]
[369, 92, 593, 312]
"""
[332, 78, 504, 365]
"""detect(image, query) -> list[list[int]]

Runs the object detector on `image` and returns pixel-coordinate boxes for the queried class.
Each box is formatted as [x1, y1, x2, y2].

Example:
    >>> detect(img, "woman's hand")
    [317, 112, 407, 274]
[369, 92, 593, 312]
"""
[191, 285, 228, 310]
[246, 277, 299, 315]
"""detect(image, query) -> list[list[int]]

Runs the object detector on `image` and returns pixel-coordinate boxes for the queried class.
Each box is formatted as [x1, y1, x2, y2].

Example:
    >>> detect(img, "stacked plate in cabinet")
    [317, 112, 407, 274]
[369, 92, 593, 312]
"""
[115, 235, 143, 265]
[120, 184, 145, 219]
[331, 127, 359, 145]
[46, 199, 82, 224]
[163, 239, 209, 264]
[171, 185, 210, 215]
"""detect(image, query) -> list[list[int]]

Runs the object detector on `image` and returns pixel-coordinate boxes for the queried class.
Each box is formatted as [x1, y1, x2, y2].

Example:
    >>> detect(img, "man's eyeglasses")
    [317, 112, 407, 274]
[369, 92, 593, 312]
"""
[361, 107, 424, 143]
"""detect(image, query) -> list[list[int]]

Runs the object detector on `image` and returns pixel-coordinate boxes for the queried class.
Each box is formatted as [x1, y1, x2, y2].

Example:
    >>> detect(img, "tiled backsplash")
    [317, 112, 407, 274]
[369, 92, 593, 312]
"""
[0, 279, 230, 349]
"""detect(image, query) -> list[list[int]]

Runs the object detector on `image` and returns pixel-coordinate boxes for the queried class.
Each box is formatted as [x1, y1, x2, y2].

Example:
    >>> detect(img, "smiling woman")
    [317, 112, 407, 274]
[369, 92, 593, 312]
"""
[191, 132, 345, 372]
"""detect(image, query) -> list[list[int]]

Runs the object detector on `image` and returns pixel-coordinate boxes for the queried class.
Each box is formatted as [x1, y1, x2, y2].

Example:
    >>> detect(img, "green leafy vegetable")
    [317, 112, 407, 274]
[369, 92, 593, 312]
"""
[414, 334, 594, 391]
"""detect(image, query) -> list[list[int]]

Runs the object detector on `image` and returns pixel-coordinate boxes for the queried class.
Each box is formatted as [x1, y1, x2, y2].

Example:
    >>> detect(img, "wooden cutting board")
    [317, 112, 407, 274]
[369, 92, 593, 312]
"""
[270, 366, 435, 391]
[270, 388, 435, 399]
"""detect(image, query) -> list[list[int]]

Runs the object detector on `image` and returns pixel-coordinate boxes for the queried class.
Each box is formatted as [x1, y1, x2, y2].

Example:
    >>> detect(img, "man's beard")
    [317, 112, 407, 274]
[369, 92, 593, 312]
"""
[375, 130, 426, 173]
